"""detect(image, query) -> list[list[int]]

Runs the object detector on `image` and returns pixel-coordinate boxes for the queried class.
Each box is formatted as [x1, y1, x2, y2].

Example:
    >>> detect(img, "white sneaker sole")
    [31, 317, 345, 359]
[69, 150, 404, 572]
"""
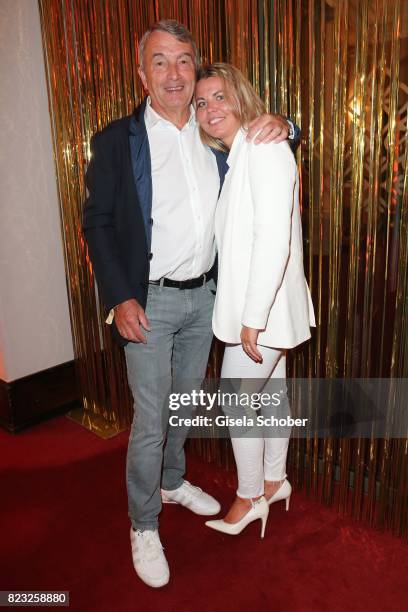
[161, 496, 178, 505]
[136, 570, 170, 588]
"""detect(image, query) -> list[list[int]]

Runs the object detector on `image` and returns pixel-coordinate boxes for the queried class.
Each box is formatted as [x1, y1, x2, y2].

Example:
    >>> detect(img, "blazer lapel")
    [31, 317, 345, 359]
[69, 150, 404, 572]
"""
[129, 99, 153, 250]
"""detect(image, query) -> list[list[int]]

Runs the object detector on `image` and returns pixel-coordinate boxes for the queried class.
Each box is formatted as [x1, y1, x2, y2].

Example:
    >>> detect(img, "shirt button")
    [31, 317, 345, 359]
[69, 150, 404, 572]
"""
[148, 253, 153, 261]
[149, 218, 153, 225]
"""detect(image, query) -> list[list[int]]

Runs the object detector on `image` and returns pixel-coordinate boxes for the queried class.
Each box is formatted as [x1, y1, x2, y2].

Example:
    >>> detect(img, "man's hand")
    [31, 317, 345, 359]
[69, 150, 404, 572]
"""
[114, 298, 151, 343]
[241, 326, 263, 363]
[247, 114, 289, 144]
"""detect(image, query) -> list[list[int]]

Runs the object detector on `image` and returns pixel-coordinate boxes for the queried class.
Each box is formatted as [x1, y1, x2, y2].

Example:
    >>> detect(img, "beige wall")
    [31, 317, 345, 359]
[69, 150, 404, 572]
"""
[0, 0, 74, 381]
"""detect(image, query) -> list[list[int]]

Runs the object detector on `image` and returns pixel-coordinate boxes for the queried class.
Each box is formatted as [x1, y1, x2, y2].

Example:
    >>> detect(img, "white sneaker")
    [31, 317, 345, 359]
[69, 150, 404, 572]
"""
[161, 480, 221, 516]
[130, 528, 169, 588]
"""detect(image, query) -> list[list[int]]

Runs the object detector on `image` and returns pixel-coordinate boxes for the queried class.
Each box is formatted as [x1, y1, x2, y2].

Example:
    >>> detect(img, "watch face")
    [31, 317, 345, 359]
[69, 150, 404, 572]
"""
[287, 120, 295, 139]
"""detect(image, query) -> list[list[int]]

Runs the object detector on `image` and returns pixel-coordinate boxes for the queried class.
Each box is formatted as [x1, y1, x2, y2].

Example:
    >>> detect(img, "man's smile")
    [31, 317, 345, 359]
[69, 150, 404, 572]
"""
[164, 85, 185, 92]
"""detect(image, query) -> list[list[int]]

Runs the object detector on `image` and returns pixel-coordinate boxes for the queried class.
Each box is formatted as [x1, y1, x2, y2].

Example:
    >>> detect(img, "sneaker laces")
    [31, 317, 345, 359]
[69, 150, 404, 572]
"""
[135, 530, 164, 562]
[182, 480, 203, 497]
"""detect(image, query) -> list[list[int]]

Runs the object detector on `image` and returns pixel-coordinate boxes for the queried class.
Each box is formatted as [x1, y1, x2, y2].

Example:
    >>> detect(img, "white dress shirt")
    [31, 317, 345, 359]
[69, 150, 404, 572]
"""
[145, 98, 219, 281]
[213, 128, 315, 348]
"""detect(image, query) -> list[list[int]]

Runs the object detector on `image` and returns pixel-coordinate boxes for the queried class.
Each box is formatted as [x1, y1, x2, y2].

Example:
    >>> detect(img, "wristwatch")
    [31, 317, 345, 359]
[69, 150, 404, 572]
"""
[287, 119, 295, 140]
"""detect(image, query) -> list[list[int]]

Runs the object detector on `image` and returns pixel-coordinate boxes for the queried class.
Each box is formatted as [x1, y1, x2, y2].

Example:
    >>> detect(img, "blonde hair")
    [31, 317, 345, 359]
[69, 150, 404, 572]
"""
[195, 63, 265, 151]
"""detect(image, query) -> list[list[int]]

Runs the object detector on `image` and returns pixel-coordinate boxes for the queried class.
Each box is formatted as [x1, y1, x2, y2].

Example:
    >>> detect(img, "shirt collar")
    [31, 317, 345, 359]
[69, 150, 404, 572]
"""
[144, 96, 196, 130]
[226, 127, 246, 167]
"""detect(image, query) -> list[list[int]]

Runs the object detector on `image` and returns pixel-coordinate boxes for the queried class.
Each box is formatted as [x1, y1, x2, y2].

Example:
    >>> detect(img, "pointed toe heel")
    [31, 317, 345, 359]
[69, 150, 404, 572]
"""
[205, 496, 269, 538]
[260, 512, 268, 538]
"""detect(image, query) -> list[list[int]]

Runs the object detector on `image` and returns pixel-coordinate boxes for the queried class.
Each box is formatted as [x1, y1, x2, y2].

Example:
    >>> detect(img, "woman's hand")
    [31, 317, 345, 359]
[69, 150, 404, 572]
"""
[241, 326, 263, 363]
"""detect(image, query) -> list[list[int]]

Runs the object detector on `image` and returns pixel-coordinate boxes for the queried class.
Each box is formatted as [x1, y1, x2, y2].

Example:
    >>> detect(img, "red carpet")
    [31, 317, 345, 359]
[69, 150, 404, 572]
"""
[0, 415, 406, 612]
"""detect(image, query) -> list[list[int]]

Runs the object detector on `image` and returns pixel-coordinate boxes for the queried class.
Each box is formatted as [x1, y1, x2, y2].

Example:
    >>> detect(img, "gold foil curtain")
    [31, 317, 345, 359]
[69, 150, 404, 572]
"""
[38, 0, 407, 536]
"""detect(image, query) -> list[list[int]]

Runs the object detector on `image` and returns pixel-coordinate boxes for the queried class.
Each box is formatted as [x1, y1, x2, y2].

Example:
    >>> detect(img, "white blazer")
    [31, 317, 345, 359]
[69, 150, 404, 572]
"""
[213, 128, 315, 348]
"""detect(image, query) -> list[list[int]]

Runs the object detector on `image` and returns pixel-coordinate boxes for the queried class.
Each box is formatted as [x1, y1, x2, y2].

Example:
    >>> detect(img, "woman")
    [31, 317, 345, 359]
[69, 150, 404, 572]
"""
[195, 63, 315, 537]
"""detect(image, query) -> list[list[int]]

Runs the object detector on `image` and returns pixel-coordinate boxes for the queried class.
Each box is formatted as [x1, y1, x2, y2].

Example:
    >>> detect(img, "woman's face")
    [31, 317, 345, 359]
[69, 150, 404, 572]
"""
[195, 76, 241, 148]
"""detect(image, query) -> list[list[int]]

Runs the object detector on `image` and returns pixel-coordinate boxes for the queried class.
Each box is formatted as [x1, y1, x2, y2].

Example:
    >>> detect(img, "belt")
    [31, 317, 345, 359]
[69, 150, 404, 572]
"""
[149, 265, 215, 290]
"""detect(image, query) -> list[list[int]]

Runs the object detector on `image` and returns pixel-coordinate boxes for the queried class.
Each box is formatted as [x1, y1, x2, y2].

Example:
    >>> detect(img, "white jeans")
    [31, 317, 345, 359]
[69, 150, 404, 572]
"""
[221, 344, 290, 499]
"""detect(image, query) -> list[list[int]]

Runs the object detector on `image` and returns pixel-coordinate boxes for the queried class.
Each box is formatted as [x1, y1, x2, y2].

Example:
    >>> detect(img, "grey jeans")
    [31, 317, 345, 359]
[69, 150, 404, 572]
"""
[124, 279, 215, 531]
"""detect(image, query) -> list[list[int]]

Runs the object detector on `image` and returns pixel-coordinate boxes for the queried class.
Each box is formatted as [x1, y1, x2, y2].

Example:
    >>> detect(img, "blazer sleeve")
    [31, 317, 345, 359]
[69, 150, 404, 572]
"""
[242, 140, 297, 330]
[82, 131, 135, 310]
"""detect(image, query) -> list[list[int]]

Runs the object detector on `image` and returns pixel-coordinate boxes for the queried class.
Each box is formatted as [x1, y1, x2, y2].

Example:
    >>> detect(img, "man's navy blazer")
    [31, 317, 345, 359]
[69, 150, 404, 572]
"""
[83, 99, 228, 346]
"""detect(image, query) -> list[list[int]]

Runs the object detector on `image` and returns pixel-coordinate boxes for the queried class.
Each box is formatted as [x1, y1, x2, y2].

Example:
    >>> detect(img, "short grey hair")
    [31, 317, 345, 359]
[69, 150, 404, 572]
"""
[138, 20, 200, 69]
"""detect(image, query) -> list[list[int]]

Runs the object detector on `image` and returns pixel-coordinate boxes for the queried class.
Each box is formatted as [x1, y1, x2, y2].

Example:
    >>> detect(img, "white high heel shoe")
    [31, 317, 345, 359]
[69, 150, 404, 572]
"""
[205, 496, 269, 538]
[266, 479, 292, 510]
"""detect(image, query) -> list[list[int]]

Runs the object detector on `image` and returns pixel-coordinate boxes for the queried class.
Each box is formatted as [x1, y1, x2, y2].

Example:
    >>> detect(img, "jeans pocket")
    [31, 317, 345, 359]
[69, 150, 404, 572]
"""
[145, 284, 157, 312]
[205, 278, 217, 296]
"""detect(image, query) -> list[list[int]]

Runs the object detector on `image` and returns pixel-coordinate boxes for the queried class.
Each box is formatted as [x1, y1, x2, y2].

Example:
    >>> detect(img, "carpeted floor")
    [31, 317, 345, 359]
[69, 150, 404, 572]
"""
[0, 415, 406, 612]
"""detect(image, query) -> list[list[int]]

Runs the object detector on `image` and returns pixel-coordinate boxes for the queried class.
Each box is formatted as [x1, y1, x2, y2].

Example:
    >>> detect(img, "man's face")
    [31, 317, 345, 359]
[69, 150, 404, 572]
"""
[138, 31, 196, 118]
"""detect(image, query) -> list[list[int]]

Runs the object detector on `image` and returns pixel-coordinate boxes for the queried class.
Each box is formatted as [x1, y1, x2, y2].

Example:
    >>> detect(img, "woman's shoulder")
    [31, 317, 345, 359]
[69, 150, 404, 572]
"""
[247, 138, 297, 173]
[248, 137, 293, 157]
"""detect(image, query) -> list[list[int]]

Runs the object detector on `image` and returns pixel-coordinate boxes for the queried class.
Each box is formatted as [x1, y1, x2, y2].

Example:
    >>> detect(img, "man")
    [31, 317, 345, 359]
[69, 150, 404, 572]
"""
[83, 19, 296, 588]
